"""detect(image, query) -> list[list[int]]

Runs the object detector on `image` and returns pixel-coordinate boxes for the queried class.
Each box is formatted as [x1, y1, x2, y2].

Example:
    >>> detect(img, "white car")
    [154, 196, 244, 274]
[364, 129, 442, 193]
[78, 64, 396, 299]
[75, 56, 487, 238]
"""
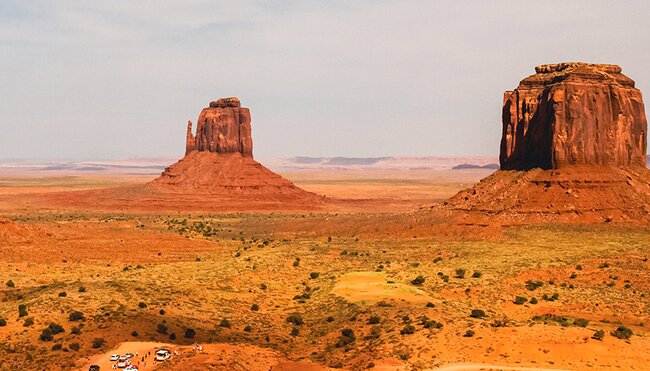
[155, 349, 171, 361]
[110, 354, 120, 361]
[116, 360, 130, 368]
[125, 366, 139, 371]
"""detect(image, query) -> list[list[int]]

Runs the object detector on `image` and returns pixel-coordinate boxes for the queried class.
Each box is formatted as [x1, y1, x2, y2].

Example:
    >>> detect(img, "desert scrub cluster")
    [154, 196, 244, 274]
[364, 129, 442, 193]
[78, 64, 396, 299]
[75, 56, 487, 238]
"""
[531, 314, 589, 328]
[165, 218, 221, 238]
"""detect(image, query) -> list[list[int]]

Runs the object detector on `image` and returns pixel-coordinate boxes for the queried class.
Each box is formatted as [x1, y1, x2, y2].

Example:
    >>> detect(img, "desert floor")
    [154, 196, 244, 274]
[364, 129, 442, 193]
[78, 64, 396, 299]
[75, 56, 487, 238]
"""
[0, 169, 648, 370]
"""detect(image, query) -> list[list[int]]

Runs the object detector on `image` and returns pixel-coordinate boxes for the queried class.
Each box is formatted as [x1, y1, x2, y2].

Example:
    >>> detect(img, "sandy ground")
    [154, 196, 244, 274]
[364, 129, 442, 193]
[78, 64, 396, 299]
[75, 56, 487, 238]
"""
[0, 170, 649, 370]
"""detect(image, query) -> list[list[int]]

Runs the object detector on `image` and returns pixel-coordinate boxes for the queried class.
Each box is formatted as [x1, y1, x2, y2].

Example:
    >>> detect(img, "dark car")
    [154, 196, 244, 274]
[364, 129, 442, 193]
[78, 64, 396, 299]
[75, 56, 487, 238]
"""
[89, 366, 100, 371]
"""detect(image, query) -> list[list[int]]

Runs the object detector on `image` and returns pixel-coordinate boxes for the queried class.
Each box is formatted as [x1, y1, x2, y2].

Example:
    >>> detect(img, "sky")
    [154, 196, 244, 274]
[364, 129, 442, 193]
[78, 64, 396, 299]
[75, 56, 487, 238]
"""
[1, 0, 649, 160]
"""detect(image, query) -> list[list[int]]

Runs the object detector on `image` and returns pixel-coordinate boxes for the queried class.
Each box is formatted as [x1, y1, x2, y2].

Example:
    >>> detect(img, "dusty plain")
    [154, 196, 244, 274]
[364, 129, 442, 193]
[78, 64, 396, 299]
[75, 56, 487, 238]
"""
[0, 168, 648, 370]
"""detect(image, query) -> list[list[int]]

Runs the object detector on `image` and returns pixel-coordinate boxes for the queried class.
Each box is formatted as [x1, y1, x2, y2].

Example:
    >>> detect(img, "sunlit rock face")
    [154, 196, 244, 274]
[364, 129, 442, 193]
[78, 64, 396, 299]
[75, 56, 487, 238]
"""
[500, 62, 647, 170]
[185, 97, 253, 157]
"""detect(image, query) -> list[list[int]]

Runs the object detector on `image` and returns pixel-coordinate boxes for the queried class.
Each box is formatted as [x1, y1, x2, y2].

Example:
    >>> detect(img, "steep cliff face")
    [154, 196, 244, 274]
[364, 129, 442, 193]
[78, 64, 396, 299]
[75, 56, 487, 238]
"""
[445, 63, 650, 224]
[185, 97, 253, 157]
[500, 62, 647, 170]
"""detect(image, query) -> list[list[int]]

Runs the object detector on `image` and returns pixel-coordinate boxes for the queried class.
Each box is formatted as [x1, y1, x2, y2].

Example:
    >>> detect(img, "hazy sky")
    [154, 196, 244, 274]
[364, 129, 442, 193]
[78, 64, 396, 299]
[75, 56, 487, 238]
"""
[1, 1, 649, 160]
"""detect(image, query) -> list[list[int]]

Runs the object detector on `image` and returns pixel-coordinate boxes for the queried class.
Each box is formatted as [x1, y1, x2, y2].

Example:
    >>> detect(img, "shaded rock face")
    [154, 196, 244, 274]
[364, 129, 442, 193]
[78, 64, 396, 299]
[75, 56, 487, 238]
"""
[186, 97, 253, 157]
[500, 62, 647, 170]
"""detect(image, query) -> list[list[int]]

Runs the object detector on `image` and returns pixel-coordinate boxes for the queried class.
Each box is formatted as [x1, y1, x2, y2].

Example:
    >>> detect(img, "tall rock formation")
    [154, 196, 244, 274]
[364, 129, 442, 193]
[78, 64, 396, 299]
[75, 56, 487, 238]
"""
[149, 97, 323, 208]
[185, 97, 253, 157]
[446, 63, 650, 224]
[500, 62, 647, 170]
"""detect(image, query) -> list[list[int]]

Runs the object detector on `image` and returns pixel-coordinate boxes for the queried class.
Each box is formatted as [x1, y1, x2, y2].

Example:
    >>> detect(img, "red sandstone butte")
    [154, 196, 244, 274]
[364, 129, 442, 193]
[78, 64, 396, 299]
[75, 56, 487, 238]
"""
[444, 63, 650, 224]
[500, 62, 647, 170]
[185, 97, 253, 157]
[149, 97, 323, 204]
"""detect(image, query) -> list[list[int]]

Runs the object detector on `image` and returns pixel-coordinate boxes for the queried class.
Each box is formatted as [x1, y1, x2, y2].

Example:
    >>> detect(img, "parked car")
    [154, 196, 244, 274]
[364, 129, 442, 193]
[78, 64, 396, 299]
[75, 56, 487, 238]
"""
[110, 354, 120, 361]
[89, 366, 100, 371]
[155, 349, 171, 361]
[124, 366, 139, 371]
[125, 353, 134, 359]
[116, 360, 130, 368]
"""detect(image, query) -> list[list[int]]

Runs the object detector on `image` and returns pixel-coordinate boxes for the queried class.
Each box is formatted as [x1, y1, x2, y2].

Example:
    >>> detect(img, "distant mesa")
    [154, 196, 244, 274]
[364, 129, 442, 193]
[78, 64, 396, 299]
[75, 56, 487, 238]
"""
[149, 97, 322, 205]
[501, 62, 647, 170]
[452, 163, 500, 170]
[447, 63, 650, 223]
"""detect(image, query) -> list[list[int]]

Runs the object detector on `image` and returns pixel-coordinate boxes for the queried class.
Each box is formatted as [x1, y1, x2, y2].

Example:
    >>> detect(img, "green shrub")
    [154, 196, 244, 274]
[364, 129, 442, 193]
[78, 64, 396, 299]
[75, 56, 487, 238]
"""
[611, 326, 633, 340]
[184, 328, 196, 338]
[51, 343, 62, 351]
[463, 329, 475, 337]
[159, 309, 165, 315]
[525, 280, 544, 291]
[326, 316, 335, 323]
[18, 304, 28, 317]
[78, 286, 86, 293]
[70, 327, 81, 335]
[0, 318, 6, 326]
[513, 296, 527, 305]
[138, 302, 147, 308]
[471, 271, 482, 278]
[131, 331, 138, 337]
[219, 319, 231, 328]
[6, 280, 15, 288]
[244, 325, 252, 332]
[69, 342, 80, 351]
[400, 325, 415, 335]
[368, 316, 381, 325]
[91, 338, 104, 348]
[286, 313, 303, 326]
[292, 258, 300, 267]
[23, 317, 34, 327]
[433, 257, 443, 263]
[574, 318, 589, 327]
[68, 311, 84, 321]
[411, 275, 425, 285]
[169, 333, 176, 340]
[48, 323, 64, 335]
[529, 297, 538, 304]
[335, 328, 355, 347]
[39, 328, 53, 341]
[592, 330, 605, 340]
[455, 269, 466, 279]
[157, 323, 168, 334]
[290, 327, 300, 336]
[309, 272, 320, 279]
[251, 304, 259, 311]
[58, 292, 67, 297]
[470, 309, 486, 319]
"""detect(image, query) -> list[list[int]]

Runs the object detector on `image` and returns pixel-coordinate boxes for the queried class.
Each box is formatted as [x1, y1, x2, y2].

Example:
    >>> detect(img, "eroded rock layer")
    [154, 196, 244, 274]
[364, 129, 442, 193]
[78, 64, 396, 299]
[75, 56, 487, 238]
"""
[185, 97, 253, 157]
[500, 62, 647, 170]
